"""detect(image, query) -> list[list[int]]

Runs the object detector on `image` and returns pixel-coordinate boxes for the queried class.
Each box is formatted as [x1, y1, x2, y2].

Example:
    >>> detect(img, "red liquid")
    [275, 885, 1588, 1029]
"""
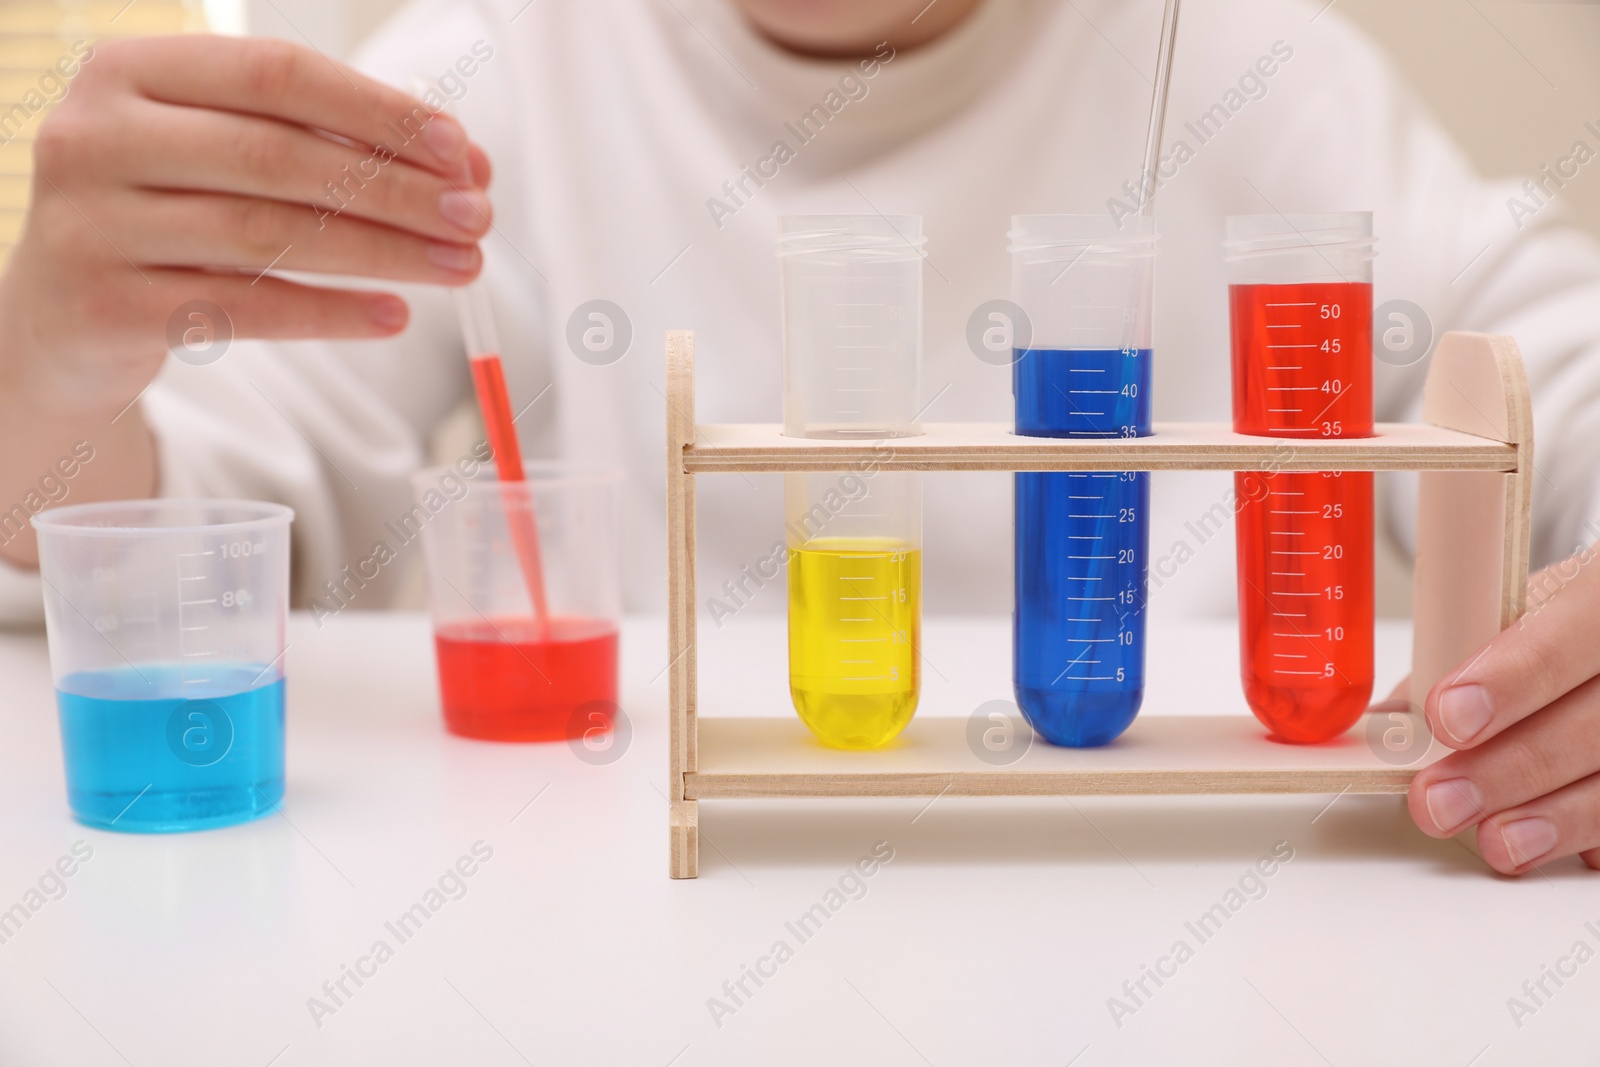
[1234, 470, 1374, 742]
[1230, 283, 1374, 743]
[1230, 283, 1372, 438]
[469, 353, 551, 626]
[434, 616, 618, 741]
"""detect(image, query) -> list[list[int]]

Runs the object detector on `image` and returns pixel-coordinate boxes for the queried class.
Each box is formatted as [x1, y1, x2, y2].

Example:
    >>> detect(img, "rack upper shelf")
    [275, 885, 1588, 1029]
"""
[682, 422, 1517, 474]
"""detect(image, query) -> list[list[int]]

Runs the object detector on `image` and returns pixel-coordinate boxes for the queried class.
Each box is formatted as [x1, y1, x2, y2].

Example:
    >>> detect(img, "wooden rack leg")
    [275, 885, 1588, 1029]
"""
[1412, 332, 1533, 700]
[670, 799, 698, 879]
[666, 330, 700, 878]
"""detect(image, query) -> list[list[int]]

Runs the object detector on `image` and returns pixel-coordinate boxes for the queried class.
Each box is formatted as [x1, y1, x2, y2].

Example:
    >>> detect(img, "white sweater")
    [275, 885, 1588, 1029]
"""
[5, 0, 1599, 625]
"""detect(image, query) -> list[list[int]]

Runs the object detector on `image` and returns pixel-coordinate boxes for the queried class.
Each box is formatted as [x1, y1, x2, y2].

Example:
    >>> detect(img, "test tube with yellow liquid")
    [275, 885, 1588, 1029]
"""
[778, 215, 925, 749]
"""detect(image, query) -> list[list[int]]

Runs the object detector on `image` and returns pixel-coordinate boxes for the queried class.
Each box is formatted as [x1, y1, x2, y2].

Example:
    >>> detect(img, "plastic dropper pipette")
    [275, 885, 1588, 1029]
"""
[407, 78, 551, 633]
[454, 275, 551, 632]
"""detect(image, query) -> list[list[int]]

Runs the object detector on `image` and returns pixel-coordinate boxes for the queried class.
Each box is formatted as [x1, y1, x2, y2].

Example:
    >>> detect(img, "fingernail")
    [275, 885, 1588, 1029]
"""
[421, 116, 466, 163]
[1437, 684, 1494, 745]
[439, 190, 490, 232]
[370, 296, 407, 331]
[1424, 777, 1483, 834]
[1498, 817, 1558, 867]
[427, 242, 478, 273]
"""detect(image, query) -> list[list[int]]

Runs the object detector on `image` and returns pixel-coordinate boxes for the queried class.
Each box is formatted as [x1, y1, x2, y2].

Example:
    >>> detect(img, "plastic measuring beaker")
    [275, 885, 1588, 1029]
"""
[412, 461, 622, 742]
[1225, 212, 1375, 743]
[32, 500, 292, 832]
[779, 214, 924, 749]
[1010, 215, 1156, 747]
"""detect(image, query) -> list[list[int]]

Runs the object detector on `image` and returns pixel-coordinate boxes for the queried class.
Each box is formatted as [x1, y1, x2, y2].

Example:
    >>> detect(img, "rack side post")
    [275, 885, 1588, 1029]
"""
[666, 330, 699, 878]
[1411, 332, 1533, 701]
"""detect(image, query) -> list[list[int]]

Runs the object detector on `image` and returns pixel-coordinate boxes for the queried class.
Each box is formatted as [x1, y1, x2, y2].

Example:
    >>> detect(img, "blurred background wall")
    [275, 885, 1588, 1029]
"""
[250, 0, 1600, 237]
[14, 1, 1595, 248]
[0, 1, 208, 259]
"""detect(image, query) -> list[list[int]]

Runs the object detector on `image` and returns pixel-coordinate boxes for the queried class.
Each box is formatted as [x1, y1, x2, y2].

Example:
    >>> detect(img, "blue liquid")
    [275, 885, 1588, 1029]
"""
[56, 664, 285, 832]
[1015, 346, 1151, 438]
[1014, 347, 1151, 746]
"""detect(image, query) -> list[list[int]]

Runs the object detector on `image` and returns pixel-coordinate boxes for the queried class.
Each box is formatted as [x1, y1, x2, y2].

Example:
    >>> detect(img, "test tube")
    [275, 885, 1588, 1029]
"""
[779, 214, 923, 749]
[1010, 215, 1156, 747]
[1224, 213, 1375, 743]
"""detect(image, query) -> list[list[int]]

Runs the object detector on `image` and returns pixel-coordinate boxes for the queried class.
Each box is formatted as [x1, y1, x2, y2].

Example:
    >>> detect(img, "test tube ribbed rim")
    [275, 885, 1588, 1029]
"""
[776, 214, 926, 260]
[1008, 214, 1157, 258]
[1223, 211, 1375, 261]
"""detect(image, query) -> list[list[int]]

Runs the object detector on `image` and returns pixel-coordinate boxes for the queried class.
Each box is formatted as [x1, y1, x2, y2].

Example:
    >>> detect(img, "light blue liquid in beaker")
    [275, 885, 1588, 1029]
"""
[56, 663, 285, 832]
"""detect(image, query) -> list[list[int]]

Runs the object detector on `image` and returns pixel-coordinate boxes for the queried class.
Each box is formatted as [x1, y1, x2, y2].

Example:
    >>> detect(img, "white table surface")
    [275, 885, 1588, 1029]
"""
[0, 610, 1595, 1066]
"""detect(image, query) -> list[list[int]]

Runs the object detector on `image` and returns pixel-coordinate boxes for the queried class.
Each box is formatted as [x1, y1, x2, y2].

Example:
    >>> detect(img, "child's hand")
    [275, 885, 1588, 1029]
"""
[0, 34, 491, 419]
[0, 35, 492, 568]
[1407, 547, 1600, 873]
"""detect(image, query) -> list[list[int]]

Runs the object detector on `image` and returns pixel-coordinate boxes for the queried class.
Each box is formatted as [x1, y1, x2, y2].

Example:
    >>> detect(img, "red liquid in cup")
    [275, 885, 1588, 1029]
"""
[1230, 282, 1374, 743]
[434, 616, 618, 741]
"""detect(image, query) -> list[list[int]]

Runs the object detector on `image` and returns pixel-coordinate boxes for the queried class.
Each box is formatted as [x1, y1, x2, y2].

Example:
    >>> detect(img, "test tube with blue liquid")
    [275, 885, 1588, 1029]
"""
[33, 500, 293, 831]
[1011, 215, 1156, 746]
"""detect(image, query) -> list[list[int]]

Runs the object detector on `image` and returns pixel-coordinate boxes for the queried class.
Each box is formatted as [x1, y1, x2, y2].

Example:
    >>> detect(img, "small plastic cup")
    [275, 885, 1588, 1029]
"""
[32, 499, 293, 832]
[779, 214, 925, 440]
[411, 462, 622, 742]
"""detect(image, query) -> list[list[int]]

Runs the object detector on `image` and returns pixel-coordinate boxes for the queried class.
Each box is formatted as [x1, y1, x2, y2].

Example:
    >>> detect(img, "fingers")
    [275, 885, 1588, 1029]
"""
[122, 190, 481, 281]
[1424, 547, 1600, 749]
[101, 36, 471, 178]
[1474, 772, 1600, 875]
[147, 269, 410, 340]
[1409, 671, 1600, 836]
[8, 265, 407, 409]
[117, 101, 491, 243]
[466, 144, 492, 189]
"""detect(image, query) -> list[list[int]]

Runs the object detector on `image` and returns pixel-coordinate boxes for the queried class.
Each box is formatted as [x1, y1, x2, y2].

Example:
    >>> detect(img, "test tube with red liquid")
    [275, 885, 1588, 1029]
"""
[1225, 213, 1375, 743]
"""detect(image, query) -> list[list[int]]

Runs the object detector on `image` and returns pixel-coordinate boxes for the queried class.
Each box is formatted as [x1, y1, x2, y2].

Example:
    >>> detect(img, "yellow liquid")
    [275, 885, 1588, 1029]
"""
[788, 537, 921, 749]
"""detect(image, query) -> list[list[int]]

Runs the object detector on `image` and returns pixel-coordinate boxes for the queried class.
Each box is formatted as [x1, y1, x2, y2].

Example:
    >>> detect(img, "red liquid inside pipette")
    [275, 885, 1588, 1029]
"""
[469, 353, 550, 629]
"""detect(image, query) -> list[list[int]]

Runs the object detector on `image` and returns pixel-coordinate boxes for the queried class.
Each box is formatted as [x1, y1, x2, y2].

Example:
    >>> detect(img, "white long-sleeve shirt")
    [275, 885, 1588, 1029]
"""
[4, 0, 1599, 626]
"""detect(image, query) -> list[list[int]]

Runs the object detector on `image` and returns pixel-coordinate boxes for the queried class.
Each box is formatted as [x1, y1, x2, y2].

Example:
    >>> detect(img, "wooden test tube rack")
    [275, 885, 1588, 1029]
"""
[664, 330, 1532, 878]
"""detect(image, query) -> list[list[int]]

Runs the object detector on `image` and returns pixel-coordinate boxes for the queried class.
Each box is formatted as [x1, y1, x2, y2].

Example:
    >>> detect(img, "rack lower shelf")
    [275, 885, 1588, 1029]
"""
[686, 715, 1437, 799]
